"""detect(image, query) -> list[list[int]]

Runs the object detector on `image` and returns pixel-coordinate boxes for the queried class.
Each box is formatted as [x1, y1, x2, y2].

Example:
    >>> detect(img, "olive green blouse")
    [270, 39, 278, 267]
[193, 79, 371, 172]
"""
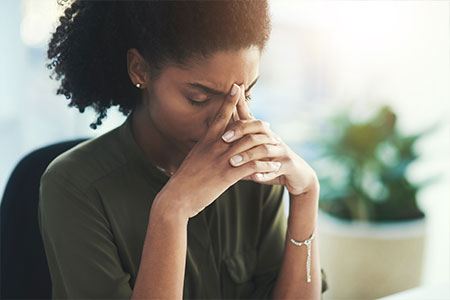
[38, 115, 328, 299]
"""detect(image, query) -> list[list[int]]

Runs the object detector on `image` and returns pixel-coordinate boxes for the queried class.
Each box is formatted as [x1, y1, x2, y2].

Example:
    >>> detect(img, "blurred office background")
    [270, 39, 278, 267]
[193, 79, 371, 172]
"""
[1, 0, 448, 299]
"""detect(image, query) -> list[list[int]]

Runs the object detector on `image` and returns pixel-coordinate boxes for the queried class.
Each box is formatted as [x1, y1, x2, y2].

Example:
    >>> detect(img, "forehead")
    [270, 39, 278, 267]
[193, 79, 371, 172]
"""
[164, 46, 261, 91]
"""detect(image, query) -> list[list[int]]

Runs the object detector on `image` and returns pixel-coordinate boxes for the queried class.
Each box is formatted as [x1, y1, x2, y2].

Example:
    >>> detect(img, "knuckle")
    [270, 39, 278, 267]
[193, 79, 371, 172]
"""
[255, 119, 265, 128]
[244, 134, 257, 144]
[248, 160, 258, 170]
[211, 144, 223, 156]
[212, 142, 227, 156]
[261, 144, 271, 155]
[242, 151, 252, 162]
[227, 95, 235, 104]
[271, 134, 281, 144]
[235, 121, 245, 133]
[215, 112, 227, 122]
[286, 155, 294, 164]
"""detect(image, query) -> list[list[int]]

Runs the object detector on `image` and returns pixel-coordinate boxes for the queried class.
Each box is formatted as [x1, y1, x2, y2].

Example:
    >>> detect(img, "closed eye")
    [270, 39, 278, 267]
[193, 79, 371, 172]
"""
[187, 97, 211, 106]
[187, 95, 252, 107]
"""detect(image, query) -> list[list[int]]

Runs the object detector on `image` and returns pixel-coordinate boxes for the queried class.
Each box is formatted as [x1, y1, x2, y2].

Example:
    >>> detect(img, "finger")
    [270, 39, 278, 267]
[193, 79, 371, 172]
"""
[241, 169, 280, 182]
[205, 83, 240, 141]
[228, 143, 284, 167]
[232, 107, 239, 122]
[223, 105, 241, 137]
[240, 160, 282, 178]
[254, 170, 280, 181]
[240, 172, 277, 182]
[236, 84, 255, 121]
[221, 119, 274, 143]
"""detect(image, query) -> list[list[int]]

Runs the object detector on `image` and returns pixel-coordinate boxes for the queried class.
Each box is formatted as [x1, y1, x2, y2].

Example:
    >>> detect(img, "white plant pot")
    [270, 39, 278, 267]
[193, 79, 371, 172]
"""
[317, 209, 427, 300]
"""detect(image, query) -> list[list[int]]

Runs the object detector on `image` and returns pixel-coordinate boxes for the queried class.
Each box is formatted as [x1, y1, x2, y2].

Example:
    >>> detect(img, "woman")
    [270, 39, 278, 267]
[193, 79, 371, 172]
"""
[39, 0, 328, 299]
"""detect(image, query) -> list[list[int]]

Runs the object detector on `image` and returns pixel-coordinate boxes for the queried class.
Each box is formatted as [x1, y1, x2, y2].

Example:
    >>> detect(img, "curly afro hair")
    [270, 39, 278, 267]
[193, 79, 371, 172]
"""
[46, 0, 272, 130]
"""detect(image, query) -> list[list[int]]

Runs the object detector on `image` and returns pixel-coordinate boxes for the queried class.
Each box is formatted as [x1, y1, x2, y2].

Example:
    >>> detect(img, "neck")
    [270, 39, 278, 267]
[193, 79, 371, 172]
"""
[129, 106, 186, 175]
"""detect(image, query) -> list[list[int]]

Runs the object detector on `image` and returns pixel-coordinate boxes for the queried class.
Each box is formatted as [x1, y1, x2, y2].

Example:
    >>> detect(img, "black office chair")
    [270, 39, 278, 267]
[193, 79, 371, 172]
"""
[1, 138, 89, 299]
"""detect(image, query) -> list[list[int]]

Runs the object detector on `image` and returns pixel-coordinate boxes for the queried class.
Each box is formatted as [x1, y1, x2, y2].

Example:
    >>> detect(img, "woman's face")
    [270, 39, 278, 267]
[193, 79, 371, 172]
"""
[139, 46, 261, 154]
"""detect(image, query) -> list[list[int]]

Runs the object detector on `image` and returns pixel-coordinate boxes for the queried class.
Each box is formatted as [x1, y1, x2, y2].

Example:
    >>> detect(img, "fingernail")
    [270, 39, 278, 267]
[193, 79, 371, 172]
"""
[222, 130, 235, 142]
[230, 84, 239, 96]
[230, 155, 243, 165]
[256, 173, 264, 179]
[273, 162, 281, 169]
[274, 136, 281, 142]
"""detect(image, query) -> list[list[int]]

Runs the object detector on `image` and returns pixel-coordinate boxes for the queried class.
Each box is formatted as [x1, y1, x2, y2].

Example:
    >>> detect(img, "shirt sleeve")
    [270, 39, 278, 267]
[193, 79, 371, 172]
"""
[250, 184, 329, 299]
[38, 169, 132, 299]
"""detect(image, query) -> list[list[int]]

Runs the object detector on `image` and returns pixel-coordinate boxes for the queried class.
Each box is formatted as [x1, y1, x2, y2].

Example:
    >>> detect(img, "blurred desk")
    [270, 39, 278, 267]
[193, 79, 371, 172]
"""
[377, 283, 449, 300]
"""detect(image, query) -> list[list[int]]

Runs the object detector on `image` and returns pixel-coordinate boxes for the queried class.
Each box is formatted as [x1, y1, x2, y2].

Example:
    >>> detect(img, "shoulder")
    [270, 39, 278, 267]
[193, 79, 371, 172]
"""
[41, 125, 128, 192]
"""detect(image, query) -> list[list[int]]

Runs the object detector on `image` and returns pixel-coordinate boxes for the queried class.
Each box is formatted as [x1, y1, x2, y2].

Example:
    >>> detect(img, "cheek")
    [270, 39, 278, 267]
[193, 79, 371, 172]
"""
[148, 94, 206, 138]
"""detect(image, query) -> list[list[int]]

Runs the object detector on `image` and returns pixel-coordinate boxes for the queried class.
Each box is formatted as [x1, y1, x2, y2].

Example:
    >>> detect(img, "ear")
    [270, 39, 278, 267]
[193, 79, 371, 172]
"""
[127, 48, 149, 88]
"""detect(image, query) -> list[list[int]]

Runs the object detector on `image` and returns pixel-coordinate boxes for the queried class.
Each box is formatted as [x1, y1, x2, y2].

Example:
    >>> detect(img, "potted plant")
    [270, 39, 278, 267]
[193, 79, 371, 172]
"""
[310, 104, 441, 299]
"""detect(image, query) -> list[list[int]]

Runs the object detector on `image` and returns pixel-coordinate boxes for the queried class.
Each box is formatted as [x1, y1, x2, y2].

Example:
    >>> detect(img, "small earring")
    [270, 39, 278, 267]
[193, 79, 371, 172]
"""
[136, 83, 142, 88]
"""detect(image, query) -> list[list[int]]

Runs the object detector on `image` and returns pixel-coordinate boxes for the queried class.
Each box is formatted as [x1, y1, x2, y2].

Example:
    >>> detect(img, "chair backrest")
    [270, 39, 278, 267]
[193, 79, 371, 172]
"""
[1, 138, 89, 300]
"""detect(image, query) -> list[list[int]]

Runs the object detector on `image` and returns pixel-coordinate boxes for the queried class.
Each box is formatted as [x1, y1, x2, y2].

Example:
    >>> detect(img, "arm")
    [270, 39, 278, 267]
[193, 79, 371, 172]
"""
[38, 170, 133, 299]
[271, 180, 322, 300]
[131, 190, 190, 299]
[39, 168, 190, 300]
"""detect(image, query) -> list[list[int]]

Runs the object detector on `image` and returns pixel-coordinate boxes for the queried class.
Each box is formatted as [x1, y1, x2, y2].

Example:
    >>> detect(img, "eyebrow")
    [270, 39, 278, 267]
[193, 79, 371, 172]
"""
[185, 75, 260, 97]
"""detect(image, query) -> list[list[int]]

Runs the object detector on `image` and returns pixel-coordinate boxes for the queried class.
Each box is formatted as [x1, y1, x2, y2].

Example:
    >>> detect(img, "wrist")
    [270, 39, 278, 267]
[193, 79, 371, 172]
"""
[288, 184, 319, 232]
[287, 171, 320, 197]
[289, 181, 319, 210]
[151, 189, 190, 226]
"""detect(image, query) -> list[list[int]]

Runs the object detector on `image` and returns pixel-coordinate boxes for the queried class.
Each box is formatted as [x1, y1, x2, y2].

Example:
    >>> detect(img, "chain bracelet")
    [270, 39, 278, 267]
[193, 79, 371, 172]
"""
[287, 226, 316, 283]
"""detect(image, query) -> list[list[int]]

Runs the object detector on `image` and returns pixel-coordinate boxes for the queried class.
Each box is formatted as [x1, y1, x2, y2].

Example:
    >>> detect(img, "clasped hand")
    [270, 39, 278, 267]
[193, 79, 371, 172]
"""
[166, 83, 319, 219]
[220, 84, 318, 196]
